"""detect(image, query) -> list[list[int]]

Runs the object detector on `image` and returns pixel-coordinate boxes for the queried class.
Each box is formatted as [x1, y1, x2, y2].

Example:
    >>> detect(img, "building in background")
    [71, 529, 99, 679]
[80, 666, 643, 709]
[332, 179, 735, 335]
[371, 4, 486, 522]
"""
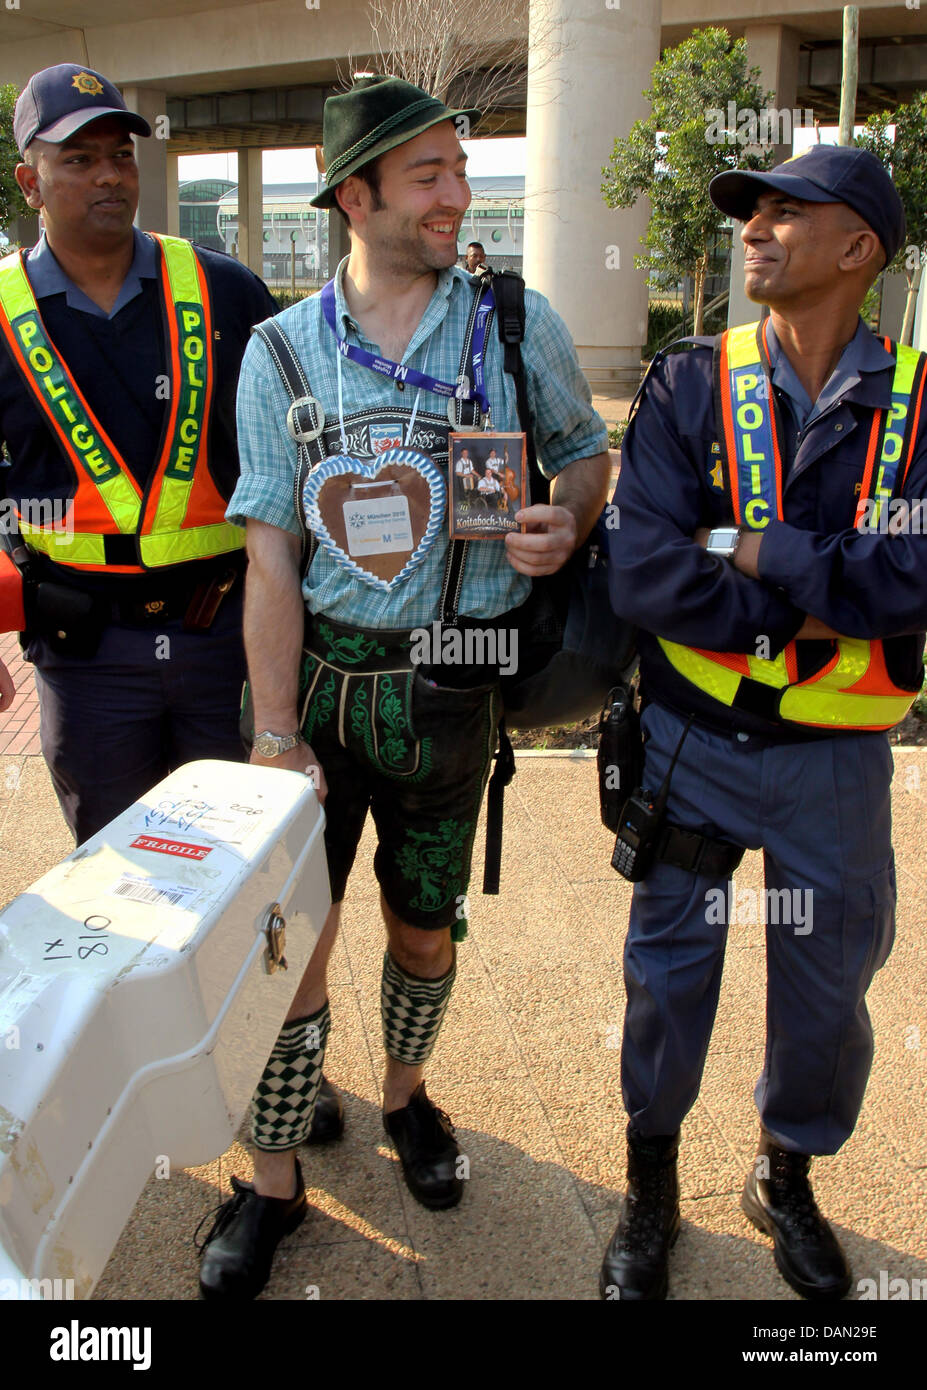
[196, 176, 525, 288]
[178, 178, 235, 252]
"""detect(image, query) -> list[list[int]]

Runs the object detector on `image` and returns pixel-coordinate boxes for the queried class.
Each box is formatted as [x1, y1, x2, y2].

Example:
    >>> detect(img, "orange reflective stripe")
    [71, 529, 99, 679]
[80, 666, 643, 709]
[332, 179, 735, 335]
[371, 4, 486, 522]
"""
[854, 408, 884, 528]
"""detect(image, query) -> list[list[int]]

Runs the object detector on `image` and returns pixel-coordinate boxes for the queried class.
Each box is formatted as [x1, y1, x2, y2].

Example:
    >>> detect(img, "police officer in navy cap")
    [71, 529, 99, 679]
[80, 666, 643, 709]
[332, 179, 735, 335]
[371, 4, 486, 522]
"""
[601, 144, 927, 1300]
[0, 67, 281, 845]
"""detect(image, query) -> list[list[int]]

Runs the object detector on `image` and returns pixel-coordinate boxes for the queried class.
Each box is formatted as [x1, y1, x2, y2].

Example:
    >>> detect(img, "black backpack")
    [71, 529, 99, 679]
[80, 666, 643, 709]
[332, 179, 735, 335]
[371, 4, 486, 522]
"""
[472, 270, 637, 889]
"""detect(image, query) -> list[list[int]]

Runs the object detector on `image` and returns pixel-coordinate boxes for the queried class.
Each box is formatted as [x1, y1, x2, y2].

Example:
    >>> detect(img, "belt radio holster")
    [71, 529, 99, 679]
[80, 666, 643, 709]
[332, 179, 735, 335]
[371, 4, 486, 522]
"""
[0, 535, 104, 656]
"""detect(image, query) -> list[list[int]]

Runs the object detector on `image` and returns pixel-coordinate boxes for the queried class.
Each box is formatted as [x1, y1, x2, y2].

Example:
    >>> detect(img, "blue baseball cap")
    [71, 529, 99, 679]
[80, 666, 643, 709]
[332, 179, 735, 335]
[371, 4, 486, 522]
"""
[709, 145, 906, 265]
[14, 64, 151, 157]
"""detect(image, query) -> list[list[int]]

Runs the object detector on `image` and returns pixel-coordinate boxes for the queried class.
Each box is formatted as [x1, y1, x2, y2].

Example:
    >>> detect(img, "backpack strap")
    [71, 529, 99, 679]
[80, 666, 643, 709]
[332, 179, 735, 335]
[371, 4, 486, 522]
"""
[489, 270, 545, 502]
[439, 275, 495, 624]
[477, 270, 537, 894]
[252, 317, 326, 575]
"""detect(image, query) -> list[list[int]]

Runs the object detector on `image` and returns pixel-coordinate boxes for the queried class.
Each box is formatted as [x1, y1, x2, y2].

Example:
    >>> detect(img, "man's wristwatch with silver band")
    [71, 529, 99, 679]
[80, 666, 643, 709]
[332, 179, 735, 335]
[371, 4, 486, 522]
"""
[253, 730, 301, 758]
[705, 526, 746, 562]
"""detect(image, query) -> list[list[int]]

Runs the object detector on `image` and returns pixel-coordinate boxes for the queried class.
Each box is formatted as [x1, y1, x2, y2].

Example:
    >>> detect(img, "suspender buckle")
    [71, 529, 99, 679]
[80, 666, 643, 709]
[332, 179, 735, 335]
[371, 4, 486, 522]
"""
[286, 396, 326, 444]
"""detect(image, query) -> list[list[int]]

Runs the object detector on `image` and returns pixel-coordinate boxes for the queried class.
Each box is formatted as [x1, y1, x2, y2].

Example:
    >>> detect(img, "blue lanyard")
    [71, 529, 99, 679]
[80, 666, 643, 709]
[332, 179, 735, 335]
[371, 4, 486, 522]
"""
[320, 279, 493, 415]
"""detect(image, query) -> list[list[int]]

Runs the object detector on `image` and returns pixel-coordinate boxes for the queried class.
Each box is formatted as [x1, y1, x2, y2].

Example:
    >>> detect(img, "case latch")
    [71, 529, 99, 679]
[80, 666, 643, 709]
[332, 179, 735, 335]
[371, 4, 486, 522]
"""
[262, 902, 288, 974]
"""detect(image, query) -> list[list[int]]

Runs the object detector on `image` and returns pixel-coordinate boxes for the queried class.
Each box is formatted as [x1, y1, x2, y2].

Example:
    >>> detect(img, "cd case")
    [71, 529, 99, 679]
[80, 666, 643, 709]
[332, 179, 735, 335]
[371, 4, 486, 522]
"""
[448, 432, 527, 539]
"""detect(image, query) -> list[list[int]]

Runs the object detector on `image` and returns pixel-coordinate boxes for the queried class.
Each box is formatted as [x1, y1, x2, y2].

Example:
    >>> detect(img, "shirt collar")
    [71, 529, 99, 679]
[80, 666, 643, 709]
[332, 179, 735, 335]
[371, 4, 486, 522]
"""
[25, 227, 158, 320]
[764, 315, 895, 427]
[332, 255, 462, 346]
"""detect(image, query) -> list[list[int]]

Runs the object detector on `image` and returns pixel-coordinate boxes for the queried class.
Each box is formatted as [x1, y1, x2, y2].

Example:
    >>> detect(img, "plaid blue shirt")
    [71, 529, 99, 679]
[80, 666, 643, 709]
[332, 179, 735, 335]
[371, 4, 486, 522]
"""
[229, 258, 607, 627]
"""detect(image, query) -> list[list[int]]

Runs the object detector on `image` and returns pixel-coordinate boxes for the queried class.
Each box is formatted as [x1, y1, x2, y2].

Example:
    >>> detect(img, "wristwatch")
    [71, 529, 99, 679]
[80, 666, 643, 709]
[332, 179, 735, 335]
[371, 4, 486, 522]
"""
[253, 730, 301, 758]
[705, 526, 745, 561]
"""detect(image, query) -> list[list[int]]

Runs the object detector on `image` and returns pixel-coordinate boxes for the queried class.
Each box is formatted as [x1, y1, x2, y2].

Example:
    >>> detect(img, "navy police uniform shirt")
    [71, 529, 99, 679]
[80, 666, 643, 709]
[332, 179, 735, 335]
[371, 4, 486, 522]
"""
[608, 317, 927, 740]
[0, 229, 277, 594]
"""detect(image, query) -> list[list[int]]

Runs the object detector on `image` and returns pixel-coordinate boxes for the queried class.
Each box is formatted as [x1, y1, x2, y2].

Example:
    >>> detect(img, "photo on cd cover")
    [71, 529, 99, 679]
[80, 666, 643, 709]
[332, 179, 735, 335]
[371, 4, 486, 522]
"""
[448, 432, 527, 539]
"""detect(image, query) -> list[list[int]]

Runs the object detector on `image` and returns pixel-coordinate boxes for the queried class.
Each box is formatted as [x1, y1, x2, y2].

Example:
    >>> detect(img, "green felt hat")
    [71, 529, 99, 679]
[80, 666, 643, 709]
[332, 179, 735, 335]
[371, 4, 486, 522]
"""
[310, 74, 480, 209]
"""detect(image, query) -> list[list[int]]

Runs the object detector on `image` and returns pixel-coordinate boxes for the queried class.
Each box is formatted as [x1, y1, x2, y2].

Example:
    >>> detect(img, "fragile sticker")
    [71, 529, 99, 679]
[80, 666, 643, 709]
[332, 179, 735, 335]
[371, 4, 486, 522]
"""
[131, 834, 212, 860]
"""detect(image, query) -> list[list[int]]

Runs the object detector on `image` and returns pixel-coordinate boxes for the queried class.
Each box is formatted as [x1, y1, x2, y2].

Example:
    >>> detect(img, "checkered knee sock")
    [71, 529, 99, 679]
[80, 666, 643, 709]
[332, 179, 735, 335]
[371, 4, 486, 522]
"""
[250, 1000, 331, 1152]
[381, 950, 456, 1066]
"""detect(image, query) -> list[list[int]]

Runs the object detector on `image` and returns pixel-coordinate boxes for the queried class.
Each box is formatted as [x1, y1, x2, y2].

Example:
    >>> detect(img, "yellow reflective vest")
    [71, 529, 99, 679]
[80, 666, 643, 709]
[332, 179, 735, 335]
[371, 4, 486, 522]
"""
[0, 233, 244, 573]
[658, 320, 927, 731]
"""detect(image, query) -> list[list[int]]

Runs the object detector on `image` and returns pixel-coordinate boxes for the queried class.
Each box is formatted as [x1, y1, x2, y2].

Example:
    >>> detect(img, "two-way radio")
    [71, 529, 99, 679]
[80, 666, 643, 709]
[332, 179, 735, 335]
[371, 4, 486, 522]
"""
[610, 716, 693, 882]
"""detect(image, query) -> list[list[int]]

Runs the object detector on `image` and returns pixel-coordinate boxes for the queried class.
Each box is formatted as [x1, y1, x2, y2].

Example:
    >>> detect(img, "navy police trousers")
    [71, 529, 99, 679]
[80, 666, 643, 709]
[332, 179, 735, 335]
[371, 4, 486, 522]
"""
[622, 700, 896, 1155]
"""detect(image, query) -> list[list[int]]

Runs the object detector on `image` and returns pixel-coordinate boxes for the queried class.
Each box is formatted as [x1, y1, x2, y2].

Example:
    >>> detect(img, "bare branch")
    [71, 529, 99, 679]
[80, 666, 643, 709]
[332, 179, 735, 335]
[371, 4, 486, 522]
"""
[363, 0, 566, 130]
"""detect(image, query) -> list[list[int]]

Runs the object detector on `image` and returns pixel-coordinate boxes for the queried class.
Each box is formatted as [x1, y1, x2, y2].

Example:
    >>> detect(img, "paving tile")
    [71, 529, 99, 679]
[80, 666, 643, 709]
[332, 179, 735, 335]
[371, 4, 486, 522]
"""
[95, 1162, 224, 1301]
[2, 749, 926, 1302]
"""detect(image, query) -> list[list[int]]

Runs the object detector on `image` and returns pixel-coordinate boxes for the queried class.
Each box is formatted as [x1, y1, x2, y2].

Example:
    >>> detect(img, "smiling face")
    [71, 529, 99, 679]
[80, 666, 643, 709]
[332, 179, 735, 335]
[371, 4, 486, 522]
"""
[337, 120, 471, 276]
[741, 191, 883, 311]
[16, 115, 138, 253]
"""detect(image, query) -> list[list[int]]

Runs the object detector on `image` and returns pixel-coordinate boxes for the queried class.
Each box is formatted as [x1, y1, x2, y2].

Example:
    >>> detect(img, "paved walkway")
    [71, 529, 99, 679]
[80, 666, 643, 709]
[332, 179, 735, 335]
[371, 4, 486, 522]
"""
[0, 630, 40, 757]
[0, 727, 924, 1301]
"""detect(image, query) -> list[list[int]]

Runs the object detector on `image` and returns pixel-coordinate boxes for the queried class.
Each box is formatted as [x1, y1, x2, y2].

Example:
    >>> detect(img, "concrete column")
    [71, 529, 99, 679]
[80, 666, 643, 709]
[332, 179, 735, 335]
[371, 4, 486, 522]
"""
[166, 152, 180, 238]
[523, 0, 660, 384]
[879, 271, 909, 340]
[122, 87, 168, 233]
[728, 26, 801, 331]
[914, 274, 926, 354]
[236, 147, 264, 276]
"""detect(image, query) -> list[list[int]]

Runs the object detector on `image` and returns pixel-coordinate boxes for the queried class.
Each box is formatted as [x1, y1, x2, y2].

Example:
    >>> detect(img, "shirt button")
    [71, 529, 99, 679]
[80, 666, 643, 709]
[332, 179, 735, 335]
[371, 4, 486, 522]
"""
[736, 732, 750, 743]
[834, 423, 844, 432]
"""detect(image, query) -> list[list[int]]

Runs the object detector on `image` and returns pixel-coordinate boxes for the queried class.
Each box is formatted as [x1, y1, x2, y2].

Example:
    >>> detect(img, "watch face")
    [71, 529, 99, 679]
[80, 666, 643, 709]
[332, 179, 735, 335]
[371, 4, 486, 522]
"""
[707, 528, 739, 554]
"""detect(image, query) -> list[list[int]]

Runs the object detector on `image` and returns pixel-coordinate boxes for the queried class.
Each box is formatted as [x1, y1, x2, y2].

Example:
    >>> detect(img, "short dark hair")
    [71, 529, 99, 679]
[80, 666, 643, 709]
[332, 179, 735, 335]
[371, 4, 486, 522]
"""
[467, 241, 484, 253]
[333, 157, 384, 227]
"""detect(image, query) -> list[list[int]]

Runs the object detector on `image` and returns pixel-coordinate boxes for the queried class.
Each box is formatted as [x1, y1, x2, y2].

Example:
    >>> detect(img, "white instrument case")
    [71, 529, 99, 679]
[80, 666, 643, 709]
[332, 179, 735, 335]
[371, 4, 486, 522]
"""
[0, 759, 329, 1298]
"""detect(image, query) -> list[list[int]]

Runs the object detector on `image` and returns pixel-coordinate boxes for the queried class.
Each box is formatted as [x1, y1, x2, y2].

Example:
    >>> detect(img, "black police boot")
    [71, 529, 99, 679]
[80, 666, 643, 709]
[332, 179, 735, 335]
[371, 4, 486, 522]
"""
[305, 1076, 345, 1145]
[195, 1159, 307, 1300]
[599, 1126, 681, 1300]
[741, 1130, 852, 1301]
[383, 1081, 463, 1210]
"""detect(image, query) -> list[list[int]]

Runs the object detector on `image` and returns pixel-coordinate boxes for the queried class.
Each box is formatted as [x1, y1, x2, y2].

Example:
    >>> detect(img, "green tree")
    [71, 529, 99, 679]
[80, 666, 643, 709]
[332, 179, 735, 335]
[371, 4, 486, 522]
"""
[601, 27, 775, 336]
[1, 82, 26, 242]
[857, 93, 927, 347]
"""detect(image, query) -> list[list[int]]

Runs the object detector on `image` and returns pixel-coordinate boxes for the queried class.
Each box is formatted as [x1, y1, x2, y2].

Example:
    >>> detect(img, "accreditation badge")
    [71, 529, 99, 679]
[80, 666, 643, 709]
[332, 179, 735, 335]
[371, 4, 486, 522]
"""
[302, 447, 447, 591]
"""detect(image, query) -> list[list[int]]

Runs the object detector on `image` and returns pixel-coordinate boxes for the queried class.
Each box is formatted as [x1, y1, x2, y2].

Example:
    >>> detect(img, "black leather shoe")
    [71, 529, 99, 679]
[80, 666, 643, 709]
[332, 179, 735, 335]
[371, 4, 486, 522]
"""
[741, 1131, 852, 1301]
[383, 1082, 463, 1210]
[195, 1158, 307, 1299]
[599, 1127, 681, 1301]
[305, 1076, 345, 1145]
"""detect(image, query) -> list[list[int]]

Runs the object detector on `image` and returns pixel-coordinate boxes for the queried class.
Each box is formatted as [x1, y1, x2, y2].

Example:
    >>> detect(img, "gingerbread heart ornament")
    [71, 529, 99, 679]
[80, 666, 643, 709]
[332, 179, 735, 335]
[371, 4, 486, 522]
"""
[302, 447, 447, 591]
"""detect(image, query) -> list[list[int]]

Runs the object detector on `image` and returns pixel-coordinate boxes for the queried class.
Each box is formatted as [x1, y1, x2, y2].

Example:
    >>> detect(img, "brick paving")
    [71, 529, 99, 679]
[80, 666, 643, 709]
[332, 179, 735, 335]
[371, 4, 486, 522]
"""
[0, 630, 40, 757]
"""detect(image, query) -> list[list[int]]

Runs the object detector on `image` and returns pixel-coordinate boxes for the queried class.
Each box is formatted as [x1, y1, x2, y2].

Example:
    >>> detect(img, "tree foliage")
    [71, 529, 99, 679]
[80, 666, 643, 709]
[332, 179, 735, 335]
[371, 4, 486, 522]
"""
[601, 27, 775, 334]
[0, 83, 26, 242]
[857, 93, 927, 346]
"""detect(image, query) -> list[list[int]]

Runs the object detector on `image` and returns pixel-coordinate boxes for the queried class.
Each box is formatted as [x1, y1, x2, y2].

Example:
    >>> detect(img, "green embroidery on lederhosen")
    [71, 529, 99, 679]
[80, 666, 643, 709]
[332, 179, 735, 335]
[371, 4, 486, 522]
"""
[297, 650, 340, 745]
[317, 619, 387, 666]
[395, 817, 472, 914]
[347, 673, 433, 780]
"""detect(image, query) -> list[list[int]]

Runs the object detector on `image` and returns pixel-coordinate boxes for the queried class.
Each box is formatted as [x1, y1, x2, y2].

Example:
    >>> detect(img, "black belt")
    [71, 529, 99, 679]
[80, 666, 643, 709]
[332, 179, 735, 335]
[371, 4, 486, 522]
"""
[655, 824, 745, 878]
[109, 564, 244, 627]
